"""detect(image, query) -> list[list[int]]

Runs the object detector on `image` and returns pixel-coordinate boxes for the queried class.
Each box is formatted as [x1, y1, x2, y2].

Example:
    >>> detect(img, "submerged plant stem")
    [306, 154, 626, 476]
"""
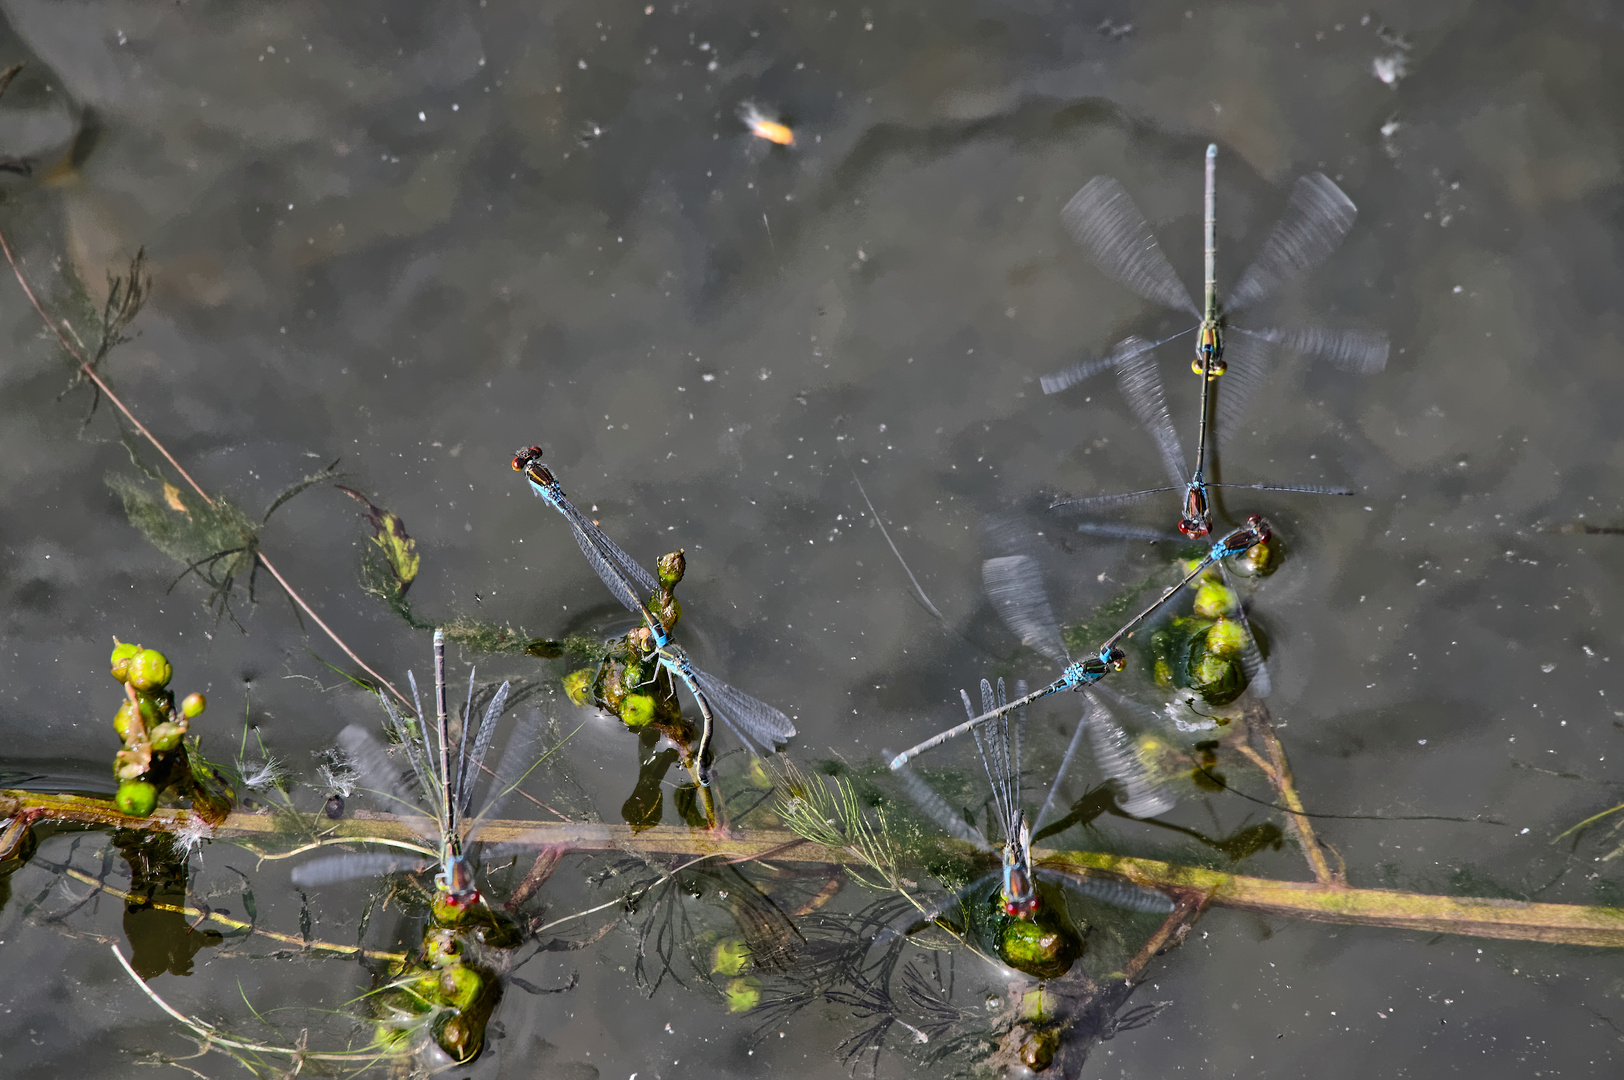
[1242, 699, 1338, 886]
[0, 225, 410, 709]
[7, 790, 1622, 948]
[52, 862, 405, 961]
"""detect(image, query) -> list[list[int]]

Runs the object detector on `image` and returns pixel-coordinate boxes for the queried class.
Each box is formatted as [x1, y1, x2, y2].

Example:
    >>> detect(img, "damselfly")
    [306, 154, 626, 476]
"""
[980, 522, 1271, 709]
[1043, 144, 1385, 530]
[1047, 331, 1355, 537]
[888, 516, 1269, 769]
[291, 629, 530, 915]
[511, 446, 794, 781]
[889, 678, 1173, 964]
[1046, 143, 1387, 392]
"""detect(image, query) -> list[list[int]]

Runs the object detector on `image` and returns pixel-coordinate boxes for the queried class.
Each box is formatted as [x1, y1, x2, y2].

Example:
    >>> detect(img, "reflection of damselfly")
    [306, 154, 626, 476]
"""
[292, 630, 530, 911]
[1043, 145, 1385, 534]
[511, 447, 794, 780]
[888, 517, 1270, 770]
[891, 677, 1175, 921]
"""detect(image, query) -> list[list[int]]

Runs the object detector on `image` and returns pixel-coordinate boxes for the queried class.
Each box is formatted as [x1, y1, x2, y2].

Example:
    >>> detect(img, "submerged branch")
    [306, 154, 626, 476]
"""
[6, 789, 1622, 948]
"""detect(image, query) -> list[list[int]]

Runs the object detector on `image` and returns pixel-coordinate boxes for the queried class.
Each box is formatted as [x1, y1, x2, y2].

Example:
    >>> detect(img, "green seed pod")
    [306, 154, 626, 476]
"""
[1204, 617, 1247, 658]
[1191, 576, 1234, 621]
[422, 927, 463, 968]
[113, 700, 140, 741]
[126, 649, 173, 691]
[1236, 534, 1279, 577]
[656, 549, 686, 587]
[1018, 1025, 1060, 1072]
[115, 780, 159, 816]
[711, 937, 750, 977]
[435, 965, 484, 1015]
[110, 641, 140, 682]
[994, 892, 1084, 980]
[149, 721, 185, 753]
[1186, 625, 1245, 706]
[561, 668, 596, 708]
[620, 692, 657, 729]
[181, 693, 206, 719]
[723, 975, 762, 1013]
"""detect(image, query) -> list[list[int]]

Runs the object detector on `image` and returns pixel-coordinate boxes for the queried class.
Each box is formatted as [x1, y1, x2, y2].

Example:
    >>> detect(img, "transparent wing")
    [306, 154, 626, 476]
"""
[336, 724, 431, 825]
[1033, 706, 1091, 834]
[1073, 521, 1188, 543]
[564, 513, 660, 616]
[1039, 331, 1166, 397]
[890, 748, 993, 853]
[1208, 482, 1354, 497]
[1062, 176, 1198, 316]
[1049, 487, 1181, 514]
[1235, 325, 1389, 375]
[462, 708, 542, 840]
[1216, 562, 1271, 698]
[1083, 691, 1177, 819]
[1114, 336, 1190, 489]
[1039, 351, 1118, 397]
[1212, 328, 1275, 447]
[972, 680, 1024, 848]
[981, 556, 1068, 665]
[1035, 867, 1176, 913]
[379, 694, 437, 812]
[1226, 173, 1357, 314]
[691, 669, 796, 752]
[457, 680, 510, 819]
[290, 852, 431, 889]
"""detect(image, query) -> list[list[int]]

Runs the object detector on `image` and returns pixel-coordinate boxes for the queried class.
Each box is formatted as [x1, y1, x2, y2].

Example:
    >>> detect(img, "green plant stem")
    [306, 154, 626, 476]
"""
[7, 790, 1622, 948]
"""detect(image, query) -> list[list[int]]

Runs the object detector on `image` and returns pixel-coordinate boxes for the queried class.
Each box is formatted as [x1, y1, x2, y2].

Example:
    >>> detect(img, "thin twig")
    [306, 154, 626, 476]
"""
[0, 225, 411, 709]
[1242, 699, 1337, 886]
[56, 863, 405, 961]
[111, 944, 398, 1064]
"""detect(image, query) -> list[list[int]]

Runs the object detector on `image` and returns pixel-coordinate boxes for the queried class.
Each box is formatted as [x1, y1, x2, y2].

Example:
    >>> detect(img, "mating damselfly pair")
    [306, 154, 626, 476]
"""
[1045, 144, 1388, 539]
[511, 446, 795, 785]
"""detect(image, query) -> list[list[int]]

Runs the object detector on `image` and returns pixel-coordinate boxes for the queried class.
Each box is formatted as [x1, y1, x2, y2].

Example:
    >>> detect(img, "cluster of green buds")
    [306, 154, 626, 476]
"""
[109, 641, 207, 816]
[1147, 568, 1266, 709]
[562, 550, 693, 742]
[376, 925, 503, 1063]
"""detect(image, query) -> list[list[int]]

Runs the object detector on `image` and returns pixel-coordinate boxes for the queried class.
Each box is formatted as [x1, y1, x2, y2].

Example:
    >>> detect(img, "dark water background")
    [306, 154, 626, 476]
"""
[2, 0, 1623, 1076]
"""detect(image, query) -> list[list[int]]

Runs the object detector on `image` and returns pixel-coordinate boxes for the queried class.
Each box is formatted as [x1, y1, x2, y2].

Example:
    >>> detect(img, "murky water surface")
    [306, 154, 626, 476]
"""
[2, 0, 1622, 1076]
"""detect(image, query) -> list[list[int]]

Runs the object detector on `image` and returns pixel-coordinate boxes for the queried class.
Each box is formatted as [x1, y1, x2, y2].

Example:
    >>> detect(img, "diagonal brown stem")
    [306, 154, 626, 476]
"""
[1242, 698, 1339, 886]
[0, 224, 410, 708]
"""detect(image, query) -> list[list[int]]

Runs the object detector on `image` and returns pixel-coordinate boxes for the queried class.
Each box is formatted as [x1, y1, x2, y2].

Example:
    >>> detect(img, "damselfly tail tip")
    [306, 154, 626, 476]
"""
[433, 627, 445, 646]
[1206, 143, 1218, 158]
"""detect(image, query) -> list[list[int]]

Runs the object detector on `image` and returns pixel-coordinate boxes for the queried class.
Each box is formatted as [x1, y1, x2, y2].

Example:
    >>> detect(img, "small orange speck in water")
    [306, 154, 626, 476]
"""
[739, 103, 794, 146]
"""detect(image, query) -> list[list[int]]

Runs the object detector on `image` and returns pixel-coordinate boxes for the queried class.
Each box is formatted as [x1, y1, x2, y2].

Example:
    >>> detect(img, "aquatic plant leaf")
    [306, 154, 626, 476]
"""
[338, 485, 419, 594]
[106, 469, 260, 620]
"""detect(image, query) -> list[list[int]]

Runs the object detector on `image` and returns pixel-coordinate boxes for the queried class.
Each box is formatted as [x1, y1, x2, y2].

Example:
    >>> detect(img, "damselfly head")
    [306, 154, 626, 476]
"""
[1101, 646, 1127, 672]
[435, 854, 481, 911]
[511, 446, 552, 484]
[1243, 514, 1271, 546]
[1179, 486, 1212, 537]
